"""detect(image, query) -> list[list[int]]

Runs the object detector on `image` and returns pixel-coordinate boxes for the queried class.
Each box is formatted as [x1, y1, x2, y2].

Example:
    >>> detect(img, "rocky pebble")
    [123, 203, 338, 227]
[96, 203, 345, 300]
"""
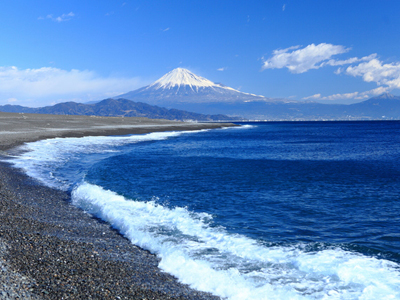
[0, 161, 220, 299]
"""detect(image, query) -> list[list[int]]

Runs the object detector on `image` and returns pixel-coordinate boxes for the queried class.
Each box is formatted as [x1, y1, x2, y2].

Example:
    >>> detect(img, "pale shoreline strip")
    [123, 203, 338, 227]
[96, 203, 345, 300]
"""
[0, 112, 234, 299]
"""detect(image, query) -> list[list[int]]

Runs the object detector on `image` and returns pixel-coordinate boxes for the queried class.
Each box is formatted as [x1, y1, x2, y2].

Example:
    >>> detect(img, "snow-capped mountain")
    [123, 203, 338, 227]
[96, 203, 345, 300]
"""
[117, 68, 272, 105]
[149, 67, 218, 90]
[114, 68, 400, 120]
[3, 67, 397, 121]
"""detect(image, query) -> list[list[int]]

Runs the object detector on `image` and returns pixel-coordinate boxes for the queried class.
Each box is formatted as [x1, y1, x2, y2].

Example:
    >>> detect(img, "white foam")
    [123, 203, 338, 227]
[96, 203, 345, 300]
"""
[7, 131, 185, 189]
[237, 124, 256, 129]
[72, 182, 400, 300]
[7, 128, 400, 299]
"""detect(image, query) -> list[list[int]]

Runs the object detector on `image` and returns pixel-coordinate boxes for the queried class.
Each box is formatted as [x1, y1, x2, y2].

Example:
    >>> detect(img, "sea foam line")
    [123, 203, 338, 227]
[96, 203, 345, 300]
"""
[72, 182, 400, 300]
[6, 131, 191, 190]
[7, 128, 400, 299]
[6, 126, 243, 190]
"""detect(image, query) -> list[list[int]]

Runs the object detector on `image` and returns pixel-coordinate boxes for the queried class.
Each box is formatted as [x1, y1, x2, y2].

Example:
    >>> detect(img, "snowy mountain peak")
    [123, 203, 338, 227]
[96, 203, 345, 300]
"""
[376, 93, 397, 100]
[118, 68, 269, 105]
[149, 68, 219, 90]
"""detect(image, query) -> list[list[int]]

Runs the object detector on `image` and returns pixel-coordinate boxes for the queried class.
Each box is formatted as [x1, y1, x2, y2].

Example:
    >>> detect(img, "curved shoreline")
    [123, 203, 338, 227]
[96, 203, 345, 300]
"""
[0, 112, 233, 299]
[0, 112, 235, 151]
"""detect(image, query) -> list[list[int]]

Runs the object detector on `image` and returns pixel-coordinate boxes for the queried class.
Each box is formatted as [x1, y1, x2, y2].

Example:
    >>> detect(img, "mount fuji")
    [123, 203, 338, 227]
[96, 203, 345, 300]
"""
[3, 68, 399, 121]
[118, 68, 277, 105]
[117, 68, 300, 118]
[116, 68, 400, 120]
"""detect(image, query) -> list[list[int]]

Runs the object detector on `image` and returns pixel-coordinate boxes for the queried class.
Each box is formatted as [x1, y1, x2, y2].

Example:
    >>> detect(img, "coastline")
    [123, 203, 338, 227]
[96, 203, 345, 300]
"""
[0, 112, 232, 299]
[0, 112, 234, 151]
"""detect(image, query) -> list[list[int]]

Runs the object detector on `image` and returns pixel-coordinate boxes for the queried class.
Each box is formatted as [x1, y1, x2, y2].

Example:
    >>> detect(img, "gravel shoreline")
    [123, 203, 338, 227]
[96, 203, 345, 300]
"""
[0, 113, 231, 299]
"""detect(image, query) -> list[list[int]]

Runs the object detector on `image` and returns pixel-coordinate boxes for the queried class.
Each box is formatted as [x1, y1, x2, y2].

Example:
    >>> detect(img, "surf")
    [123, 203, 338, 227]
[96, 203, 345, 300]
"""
[71, 181, 400, 299]
[6, 123, 400, 299]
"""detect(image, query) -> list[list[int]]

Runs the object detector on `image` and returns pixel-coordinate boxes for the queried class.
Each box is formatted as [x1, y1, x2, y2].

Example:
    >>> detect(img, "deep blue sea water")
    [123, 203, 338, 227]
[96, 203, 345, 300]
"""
[9, 121, 400, 299]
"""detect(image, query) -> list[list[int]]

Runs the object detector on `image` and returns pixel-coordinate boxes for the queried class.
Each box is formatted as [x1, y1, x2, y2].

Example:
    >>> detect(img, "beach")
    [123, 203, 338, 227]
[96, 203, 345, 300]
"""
[0, 112, 231, 299]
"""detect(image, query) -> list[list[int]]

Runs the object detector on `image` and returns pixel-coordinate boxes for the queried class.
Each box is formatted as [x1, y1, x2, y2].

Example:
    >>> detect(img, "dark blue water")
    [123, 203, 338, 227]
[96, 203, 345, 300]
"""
[10, 121, 400, 299]
[87, 122, 400, 258]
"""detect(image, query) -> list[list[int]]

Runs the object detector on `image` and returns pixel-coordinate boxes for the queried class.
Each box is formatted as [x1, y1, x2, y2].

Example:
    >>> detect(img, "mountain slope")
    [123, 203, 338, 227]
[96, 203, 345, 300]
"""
[2, 67, 400, 120]
[118, 68, 278, 105]
[147, 94, 400, 120]
[345, 93, 400, 118]
[0, 98, 240, 121]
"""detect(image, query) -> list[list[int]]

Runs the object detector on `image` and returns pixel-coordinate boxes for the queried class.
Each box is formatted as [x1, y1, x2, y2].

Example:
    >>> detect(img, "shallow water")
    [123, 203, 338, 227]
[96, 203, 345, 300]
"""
[9, 121, 400, 299]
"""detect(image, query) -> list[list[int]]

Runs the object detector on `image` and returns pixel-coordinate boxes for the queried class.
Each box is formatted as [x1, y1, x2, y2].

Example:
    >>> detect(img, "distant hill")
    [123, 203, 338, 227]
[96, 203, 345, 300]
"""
[147, 93, 400, 120]
[0, 98, 241, 122]
[344, 93, 400, 119]
[2, 94, 399, 121]
[2, 68, 400, 120]
[117, 68, 400, 120]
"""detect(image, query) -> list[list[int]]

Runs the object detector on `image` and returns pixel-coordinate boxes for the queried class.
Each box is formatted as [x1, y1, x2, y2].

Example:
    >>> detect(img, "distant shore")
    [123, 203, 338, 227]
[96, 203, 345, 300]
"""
[0, 112, 235, 151]
[0, 112, 233, 299]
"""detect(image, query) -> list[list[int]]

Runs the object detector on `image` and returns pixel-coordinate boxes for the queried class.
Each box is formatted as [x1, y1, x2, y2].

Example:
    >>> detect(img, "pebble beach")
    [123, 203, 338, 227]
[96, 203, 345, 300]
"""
[0, 112, 231, 299]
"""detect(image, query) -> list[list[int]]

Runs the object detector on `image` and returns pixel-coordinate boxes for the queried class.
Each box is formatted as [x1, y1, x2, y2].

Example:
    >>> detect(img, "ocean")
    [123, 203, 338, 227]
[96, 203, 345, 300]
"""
[8, 121, 400, 299]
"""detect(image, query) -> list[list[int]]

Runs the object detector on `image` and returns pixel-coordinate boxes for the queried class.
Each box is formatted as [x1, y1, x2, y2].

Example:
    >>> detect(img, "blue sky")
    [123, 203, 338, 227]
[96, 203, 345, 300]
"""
[1, 0, 400, 107]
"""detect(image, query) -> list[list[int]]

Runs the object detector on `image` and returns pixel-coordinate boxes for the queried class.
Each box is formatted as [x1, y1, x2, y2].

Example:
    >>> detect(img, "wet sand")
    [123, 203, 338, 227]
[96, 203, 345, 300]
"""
[0, 112, 233, 299]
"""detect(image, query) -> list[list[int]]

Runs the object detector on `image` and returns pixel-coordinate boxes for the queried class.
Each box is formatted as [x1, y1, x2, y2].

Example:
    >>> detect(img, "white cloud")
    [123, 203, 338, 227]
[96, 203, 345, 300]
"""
[321, 53, 377, 68]
[264, 43, 400, 101]
[0, 66, 144, 107]
[346, 58, 400, 89]
[40, 12, 75, 22]
[302, 94, 321, 100]
[262, 43, 351, 74]
[307, 57, 400, 101]
[321, 91, 362, 101]
[367, 86, 391, 96]
[217, 67, 226, 71]
[302, 87, 390, 102]
[334, 68, 343, 75]
[282, 4, 286, 11]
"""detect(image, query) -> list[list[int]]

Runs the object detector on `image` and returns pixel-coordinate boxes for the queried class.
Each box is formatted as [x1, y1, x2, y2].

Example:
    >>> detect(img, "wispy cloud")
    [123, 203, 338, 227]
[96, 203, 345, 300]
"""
[264, 43, 400, 101]
[262, 43, 351, 74]
[303, 87, 389, 101]
[39, 12, 75, 22]
[303, 56, 400, 101]
[282, 4, 286, 11]
[345, 58, 400, 89]
[7, 98, 17, 103]
[217, 67, 226, 71]
[302, 94, 322, 100]
[321, 54, 377, 68]
[0, 66, 144, 107]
